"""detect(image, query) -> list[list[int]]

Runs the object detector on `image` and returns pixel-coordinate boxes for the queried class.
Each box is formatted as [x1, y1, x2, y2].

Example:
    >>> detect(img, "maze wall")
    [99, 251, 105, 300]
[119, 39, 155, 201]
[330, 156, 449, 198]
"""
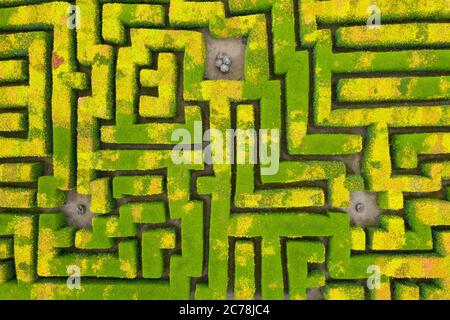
[0, 0, 449, 300]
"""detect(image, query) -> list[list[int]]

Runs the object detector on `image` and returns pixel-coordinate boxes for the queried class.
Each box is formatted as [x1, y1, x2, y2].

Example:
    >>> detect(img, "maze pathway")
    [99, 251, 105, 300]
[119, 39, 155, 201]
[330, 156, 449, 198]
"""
[0, 0, 449, 300]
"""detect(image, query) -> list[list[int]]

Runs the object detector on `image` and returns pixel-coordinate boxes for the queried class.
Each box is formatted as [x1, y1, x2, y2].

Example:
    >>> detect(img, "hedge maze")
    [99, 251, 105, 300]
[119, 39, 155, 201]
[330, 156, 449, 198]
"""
[0, 0, 449, 300]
